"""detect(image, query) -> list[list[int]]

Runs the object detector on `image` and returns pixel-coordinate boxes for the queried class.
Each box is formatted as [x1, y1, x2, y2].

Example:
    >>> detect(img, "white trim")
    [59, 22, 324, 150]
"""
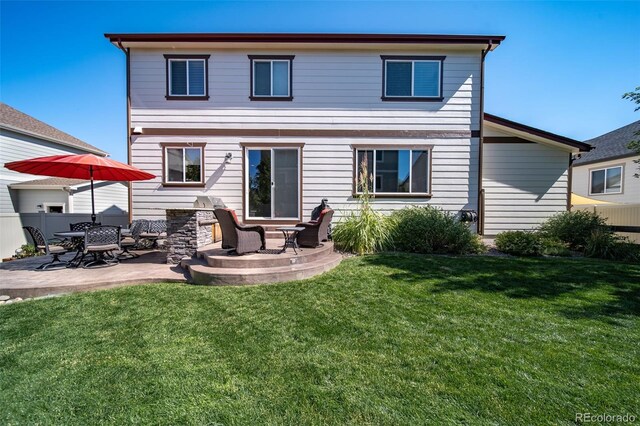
[42, 202, 66, 213]
[589, 165, 623, 195]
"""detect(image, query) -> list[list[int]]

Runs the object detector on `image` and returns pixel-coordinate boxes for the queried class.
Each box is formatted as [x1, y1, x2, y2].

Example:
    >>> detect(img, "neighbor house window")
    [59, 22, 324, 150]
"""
[249, 55, 294, 100]
[164, 55, 210, 100]
[590, 166, 623, 194]
[381, 55, 444, 101]
[354, 147, 431, 196]
[162, 144, 205, 186]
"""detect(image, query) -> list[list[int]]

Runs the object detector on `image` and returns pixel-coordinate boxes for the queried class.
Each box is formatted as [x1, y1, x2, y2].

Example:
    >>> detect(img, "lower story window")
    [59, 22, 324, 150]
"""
[355, 147, 431, 195]
[162, 144, 205, 186]
[590, 166, 622, 194]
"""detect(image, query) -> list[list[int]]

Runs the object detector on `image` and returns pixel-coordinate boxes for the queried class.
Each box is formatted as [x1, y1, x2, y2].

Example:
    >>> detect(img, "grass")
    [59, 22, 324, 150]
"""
[1, 254, 639, 425]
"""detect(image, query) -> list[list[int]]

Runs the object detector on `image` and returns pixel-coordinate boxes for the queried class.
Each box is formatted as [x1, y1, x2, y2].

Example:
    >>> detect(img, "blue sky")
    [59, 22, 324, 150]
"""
[1, 0, 638, 162]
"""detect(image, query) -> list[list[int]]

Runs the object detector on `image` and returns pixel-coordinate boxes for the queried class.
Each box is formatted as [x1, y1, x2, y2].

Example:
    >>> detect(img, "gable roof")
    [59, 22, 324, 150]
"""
[484, 113, 592, 152]
[573, 120, 640, 166]
[0, 103, 107, 156]
[8, 177, 88, 189]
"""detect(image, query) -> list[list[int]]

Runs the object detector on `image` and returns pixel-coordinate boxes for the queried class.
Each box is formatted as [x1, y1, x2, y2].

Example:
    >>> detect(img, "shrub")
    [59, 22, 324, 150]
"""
[388, 206, 485, 255]
[332, 163, 391, 255]
[539, 210, 608, 250]
[584, 228, 640, 262]
[540, 237, 571, 257]
[15, 244, 39, 259]
[495, 231, 543, 257]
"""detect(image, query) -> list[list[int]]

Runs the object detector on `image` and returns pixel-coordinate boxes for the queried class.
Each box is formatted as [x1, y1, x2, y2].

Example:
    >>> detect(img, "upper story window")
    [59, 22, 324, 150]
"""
[249, 55, 294, 101]
[354, 146, 431, 196]
[381, 55, 445, 102]
[164, 55, 210, 100]
[161, 143, 205, 187]
[590, 165, 623, 195]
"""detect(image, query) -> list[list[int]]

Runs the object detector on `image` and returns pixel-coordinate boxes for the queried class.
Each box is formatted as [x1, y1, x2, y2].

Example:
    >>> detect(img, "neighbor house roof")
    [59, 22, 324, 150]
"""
[105, 33, 505, 50]
[8, 177, 88, 189]
[0, 103, 107, 156]
[484, 113, 592, 152]
[573, 120, 640, 166]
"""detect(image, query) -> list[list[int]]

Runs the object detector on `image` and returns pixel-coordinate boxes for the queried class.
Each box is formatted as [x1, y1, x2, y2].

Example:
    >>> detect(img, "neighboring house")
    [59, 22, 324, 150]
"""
[105, 32, 590, 236]
[0, 103, 128, 214]
[572, 120, 640, 205]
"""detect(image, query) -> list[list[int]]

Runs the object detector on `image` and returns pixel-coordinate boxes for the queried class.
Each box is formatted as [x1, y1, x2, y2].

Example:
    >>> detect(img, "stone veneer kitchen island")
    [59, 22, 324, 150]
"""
[165, 208, 216, 264]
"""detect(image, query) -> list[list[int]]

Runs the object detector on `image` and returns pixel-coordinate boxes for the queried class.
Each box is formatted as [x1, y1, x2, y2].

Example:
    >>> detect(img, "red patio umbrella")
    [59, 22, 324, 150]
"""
[5, 154, 155, 223]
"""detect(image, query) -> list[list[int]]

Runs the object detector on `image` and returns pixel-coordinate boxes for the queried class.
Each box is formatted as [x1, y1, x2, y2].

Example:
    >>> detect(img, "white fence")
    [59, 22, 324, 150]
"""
[0, 212, 129, 260]
[573, 204, 640, 243]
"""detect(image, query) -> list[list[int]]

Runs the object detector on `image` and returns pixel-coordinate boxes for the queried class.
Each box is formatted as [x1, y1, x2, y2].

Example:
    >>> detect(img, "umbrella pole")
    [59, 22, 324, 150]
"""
[90, 165, 96, 224]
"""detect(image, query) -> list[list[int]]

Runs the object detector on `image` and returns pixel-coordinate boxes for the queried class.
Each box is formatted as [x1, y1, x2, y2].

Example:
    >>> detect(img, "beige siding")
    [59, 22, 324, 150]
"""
[0, 129, 91, 214]
[130, 135, 478, 220]
[71, 182, 129, 214]
[130, 49, 480, 131]
[483, 143, 569, 235]
[572, 156, 640, 205]
[129, 47, 481, 221]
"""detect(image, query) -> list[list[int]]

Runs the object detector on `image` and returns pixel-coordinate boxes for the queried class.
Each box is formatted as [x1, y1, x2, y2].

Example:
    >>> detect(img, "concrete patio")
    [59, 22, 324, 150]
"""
[0, 251, 188, 298]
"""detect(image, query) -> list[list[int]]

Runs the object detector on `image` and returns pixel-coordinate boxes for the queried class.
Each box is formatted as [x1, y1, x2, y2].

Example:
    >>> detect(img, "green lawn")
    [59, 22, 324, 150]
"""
[1, 254, 638, 425]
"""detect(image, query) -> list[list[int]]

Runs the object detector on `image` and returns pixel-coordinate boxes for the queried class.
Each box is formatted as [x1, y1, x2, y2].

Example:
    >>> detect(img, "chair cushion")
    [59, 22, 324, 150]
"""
[140, 232, 160, 238]
[86, 244, 120, 252]
[49, 245, 66, 254]
[121, 237, 136, 246]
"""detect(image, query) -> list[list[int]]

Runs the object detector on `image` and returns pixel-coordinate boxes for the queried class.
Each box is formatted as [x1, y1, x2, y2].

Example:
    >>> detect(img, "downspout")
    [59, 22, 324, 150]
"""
[567, 153, 575, 211]
[116, 40, 133, 224]
[478, 42, 493, 235]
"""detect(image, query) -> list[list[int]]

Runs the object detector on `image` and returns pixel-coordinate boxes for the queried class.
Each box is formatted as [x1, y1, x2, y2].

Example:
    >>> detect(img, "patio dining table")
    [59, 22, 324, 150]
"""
[53, 228, 130, 267]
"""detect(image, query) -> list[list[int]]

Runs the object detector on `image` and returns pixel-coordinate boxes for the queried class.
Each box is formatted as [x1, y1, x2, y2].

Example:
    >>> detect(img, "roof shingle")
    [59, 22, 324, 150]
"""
[574, 120, 640, 165]
[0, 103, 107, 156]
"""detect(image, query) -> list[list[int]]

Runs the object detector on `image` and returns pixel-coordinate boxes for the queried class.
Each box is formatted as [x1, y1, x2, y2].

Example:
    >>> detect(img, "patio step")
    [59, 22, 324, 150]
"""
[185, 252, 342, 286]
[197, 241, 334, 269]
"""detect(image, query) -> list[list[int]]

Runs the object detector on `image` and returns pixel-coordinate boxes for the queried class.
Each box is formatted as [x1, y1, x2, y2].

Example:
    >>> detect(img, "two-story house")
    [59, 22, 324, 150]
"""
[106, 33, 590, 236]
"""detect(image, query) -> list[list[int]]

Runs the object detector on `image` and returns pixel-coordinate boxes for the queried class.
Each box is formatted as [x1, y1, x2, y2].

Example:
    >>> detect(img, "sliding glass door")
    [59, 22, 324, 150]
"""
[246, 147, 300, 220]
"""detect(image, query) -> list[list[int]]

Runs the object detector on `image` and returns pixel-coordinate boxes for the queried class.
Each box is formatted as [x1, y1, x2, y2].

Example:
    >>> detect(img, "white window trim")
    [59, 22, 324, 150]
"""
[384, 59, 442, 98]
[252, 59, 291, 97]
[168, 58, 206, 96]
[43, 202, 66, 213]
[164, 146, 204, 184]
[589, 165, 623, 195]
[355, 148, 431, 196]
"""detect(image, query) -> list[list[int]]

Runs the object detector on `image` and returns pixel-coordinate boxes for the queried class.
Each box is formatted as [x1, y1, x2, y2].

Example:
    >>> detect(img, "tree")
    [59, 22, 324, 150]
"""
[622, 86, 640, 178]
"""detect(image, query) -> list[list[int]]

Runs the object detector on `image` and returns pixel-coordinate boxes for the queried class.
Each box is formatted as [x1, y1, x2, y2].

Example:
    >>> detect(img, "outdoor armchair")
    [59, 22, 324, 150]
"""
[140, 219, 166, 248]
[82, 225, 121, 268]
[23, 226, 68, 270]
[295, 209, 334, 248]
[214, 208, 266, 255]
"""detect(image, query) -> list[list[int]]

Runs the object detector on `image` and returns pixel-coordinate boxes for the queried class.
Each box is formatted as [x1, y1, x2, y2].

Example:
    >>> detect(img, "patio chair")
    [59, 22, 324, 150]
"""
[22, 226, 68, 270]
[81, 225, 121, 268]
[140, 219, 166, 248]
[119, 220, 145, 259]
[295, 209, 334, 248]
[70, 221, 100, 231]
[214, 208, 266, 255]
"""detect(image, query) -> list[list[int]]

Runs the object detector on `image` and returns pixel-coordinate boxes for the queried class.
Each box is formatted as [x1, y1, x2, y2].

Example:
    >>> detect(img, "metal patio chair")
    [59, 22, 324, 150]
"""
[22, 226, 69, 270]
